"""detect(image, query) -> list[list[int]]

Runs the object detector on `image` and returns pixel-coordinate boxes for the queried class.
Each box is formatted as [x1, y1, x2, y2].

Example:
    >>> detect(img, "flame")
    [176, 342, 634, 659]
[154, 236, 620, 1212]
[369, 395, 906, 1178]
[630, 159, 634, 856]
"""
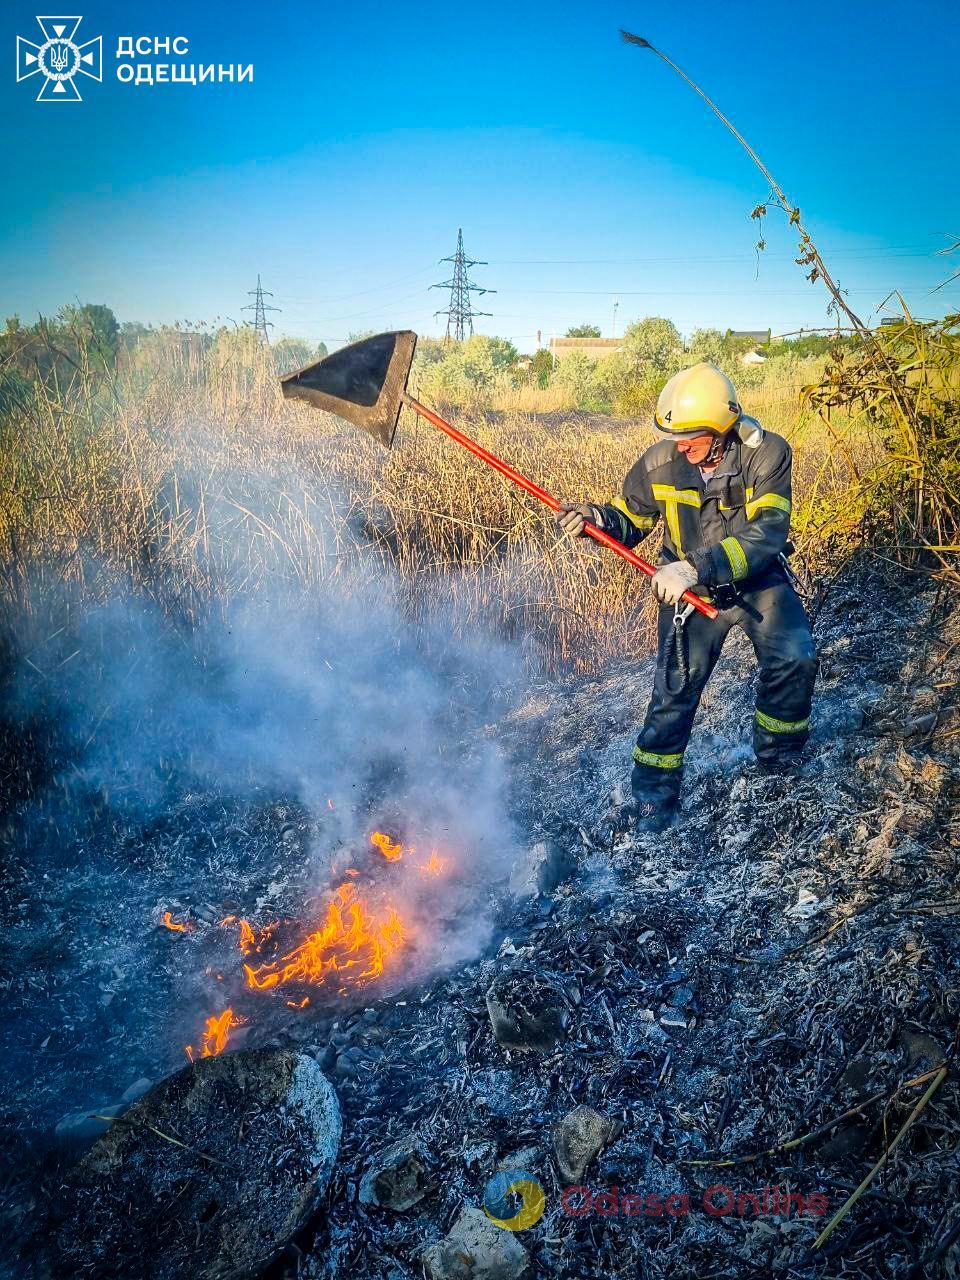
[371, 831, 403, 862]
[162, 910, 192, 933]
[243, 882, 406, 991]
[223, 916, 273, 956]
[183, 826, 435, 1053]
[327, 798, 335, 811]
[419, 849, 447, 876]
[185, 1007, 246, 1061]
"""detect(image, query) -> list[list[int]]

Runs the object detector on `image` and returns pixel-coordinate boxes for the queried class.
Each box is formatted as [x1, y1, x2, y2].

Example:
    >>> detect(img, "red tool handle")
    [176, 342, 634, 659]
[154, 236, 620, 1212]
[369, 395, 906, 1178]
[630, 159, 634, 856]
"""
[403, 394, 719, 621]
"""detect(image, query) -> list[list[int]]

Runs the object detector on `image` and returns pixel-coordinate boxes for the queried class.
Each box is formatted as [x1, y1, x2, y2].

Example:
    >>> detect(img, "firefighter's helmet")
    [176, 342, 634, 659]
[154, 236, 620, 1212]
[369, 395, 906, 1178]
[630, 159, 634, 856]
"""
[654, 363, 742, 438]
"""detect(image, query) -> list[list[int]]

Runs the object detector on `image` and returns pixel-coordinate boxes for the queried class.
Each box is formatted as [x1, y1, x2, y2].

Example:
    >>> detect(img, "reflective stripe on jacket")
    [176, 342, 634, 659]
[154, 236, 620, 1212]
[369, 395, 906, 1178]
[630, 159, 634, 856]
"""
[598, 429, 793, 589]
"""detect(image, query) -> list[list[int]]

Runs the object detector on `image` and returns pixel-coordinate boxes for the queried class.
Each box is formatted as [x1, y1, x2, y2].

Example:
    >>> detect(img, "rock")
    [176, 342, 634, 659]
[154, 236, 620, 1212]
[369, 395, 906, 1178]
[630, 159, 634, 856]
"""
[667, 985, 695, 1008]
[900, 712, 937, 738]
[901, 1028, 946, 1069]
[837, 1056, 872, 1095]
[422, 1204, 529, 1280]
[120, 1077, 153, 1104]
[508, 840, 575, 899]
[553, 1105, 616, 1182]
[485, 969, 570, 1053]
[335, 1046, 366, 1078]
[53, 1050, 341, 1280]
[819, 1122, 872, 1161]
[497, 1145, 539, 1173]
[54, 1102, 124, 1148]
[659, 1013, 689, 1030]
[359, 1136, 433, 1211]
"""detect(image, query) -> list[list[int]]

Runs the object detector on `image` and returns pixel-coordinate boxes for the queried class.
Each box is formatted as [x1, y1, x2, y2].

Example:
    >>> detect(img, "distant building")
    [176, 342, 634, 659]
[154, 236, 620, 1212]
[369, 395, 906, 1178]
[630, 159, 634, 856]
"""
[723, 328, 770, 367]
[725, 328, 772, 345]
[549, 336, 623, 361]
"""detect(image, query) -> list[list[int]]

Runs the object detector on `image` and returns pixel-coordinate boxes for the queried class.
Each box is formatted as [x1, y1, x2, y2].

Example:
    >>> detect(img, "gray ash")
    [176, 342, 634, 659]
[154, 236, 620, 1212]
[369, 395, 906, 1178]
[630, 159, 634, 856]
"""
[4, 567, 960, 1280]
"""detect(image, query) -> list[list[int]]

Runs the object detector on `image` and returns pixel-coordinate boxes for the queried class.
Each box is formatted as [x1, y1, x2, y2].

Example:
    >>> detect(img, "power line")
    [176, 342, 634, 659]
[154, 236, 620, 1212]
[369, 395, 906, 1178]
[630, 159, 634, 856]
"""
[487, 243, 946, 266]
[497, 286, 913, 296]
[242, 274, 280, 343]
[431, 228, 494, 341]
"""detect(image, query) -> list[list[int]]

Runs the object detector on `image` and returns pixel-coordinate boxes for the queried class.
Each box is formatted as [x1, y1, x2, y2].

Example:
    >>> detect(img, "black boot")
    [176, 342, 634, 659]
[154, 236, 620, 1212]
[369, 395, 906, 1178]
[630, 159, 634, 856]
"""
[754, 747, 804, 776]
[630, 761, 681, 833]
[602, 794, 677, 837]
[633, 797, 678, 833]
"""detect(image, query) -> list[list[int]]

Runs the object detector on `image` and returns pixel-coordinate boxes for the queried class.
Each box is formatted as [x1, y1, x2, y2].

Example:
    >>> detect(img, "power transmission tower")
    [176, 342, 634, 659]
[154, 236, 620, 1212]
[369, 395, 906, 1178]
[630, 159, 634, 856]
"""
[431, 229, 494, 341]
[242, 274, 280, 343]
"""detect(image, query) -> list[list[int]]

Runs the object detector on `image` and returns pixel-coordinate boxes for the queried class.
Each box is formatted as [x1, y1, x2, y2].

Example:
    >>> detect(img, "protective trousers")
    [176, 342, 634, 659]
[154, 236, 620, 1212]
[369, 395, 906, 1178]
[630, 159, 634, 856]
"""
[631, 571, 817, 809]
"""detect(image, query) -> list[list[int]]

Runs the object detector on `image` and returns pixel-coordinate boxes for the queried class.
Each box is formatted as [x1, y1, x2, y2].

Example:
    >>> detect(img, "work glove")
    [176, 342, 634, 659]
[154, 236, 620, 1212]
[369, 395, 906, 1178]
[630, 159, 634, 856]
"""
[651, 559, 699, 605]
[556, 502, 605, 538]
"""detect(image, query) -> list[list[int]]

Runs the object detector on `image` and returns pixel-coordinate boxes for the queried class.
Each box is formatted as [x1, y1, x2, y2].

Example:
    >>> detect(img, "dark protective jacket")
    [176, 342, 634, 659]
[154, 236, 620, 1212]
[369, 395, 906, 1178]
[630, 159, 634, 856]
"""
[597, 429, 793, 589]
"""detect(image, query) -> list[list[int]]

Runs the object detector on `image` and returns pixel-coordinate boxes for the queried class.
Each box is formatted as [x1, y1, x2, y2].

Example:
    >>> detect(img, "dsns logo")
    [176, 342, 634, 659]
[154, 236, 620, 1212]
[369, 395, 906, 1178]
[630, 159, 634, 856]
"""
[16, 17, 102, 102]
[483, 1169, 545, 1231]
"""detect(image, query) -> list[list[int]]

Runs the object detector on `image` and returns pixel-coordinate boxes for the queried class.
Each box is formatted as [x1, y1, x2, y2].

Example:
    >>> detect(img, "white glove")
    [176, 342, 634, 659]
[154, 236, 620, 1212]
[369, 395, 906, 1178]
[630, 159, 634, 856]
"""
[651, 559, 699, 605]
[556, 502, 604, 538]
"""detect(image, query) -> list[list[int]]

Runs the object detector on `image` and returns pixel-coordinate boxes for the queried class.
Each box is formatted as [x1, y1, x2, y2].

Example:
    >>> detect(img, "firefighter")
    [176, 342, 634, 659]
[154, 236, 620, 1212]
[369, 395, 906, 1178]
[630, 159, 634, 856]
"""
[557, 362, 817, 833]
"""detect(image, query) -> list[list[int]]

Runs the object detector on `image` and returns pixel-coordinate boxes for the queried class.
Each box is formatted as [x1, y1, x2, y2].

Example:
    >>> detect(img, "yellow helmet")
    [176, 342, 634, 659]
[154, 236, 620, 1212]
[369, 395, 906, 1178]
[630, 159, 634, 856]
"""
[654, 363, 742, 438]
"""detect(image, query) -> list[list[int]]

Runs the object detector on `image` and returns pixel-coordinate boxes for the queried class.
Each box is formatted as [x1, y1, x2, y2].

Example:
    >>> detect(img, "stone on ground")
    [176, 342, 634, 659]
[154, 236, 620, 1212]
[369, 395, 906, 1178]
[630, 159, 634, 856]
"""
[422, 1204, 529, 1280]
[53, 1049, 341, 1280]
[508, 839, 575, 899]
[485, 969, 569, 1052]
[359, 1135, 433, 1210]
[553, 1105, 616, 1182]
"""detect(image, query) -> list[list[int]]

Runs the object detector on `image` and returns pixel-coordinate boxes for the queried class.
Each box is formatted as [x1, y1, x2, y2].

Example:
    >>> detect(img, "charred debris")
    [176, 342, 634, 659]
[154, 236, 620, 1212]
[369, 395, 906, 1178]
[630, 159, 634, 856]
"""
[1, 568, 959, 1280]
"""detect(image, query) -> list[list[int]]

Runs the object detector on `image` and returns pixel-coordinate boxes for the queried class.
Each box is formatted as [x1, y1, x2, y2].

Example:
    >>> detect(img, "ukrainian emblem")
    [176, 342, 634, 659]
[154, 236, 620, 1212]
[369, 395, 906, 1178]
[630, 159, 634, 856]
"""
[16, 17, 102, 102]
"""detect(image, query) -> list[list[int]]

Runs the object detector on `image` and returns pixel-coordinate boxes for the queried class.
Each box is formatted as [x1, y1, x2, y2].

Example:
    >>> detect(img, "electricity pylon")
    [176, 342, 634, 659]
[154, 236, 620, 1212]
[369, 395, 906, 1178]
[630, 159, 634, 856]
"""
[431, 229, 494, 342]
[242, 275, 280, 343]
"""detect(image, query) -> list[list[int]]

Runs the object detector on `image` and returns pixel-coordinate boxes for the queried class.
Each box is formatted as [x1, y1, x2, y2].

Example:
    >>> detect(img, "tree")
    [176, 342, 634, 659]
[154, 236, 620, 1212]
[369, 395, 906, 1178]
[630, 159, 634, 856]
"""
[60, 303, 120, 362]
[272, 336, 326, 374]
[120, 320, 152, 352]
[531, 348, 554, 388]
[554, 350, 597, 405]
[687, 328, 725, 364]
[620, 317, 683, 376]
[413, 334, 519, 405]
[565, 324, 601, 338]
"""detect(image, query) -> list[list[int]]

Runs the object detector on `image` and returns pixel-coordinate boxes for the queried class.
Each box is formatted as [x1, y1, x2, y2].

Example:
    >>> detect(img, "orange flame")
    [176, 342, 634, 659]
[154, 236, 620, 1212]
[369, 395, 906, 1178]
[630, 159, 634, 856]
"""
[162, 910, 192, 933]
[222, 916, 274, 956]
[371, 831, 403, 862]
[185, 1007, 246, 1061]
[243, 882, 406, 991]
[419, 849, 447, 876]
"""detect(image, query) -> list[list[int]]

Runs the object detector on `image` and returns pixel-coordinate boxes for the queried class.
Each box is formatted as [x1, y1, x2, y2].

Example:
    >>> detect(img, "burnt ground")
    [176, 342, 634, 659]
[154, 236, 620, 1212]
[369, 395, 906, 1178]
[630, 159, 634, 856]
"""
[2, 563, 960, 1279]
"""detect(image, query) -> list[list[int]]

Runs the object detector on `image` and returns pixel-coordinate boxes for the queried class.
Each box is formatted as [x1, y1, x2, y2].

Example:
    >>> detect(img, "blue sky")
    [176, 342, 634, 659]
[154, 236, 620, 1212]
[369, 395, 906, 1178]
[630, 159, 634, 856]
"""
[4, 0, 958, 349]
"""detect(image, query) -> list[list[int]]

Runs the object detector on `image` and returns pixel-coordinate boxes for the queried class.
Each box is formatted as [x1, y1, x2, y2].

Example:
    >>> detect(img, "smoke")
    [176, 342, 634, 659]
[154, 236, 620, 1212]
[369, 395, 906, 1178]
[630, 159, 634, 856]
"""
[3, 472, 531, 1121]
[42, 578, 521, 857]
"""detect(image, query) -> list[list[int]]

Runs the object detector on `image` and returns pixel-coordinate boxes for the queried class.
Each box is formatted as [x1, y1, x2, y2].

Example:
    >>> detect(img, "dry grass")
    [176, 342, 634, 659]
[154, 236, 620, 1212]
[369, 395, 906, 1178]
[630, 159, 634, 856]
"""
[0, 331, 856, 673]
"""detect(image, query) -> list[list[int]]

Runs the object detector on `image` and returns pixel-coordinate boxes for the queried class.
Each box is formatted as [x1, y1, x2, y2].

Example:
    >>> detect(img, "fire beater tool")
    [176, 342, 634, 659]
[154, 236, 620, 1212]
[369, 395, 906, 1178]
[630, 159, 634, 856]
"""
[279, 331, 719, 620]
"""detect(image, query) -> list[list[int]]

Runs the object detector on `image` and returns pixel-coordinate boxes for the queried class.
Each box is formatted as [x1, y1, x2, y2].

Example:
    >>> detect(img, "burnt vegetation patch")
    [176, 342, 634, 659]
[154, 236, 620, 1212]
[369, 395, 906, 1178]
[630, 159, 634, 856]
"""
[0, 566, 958, 1279]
